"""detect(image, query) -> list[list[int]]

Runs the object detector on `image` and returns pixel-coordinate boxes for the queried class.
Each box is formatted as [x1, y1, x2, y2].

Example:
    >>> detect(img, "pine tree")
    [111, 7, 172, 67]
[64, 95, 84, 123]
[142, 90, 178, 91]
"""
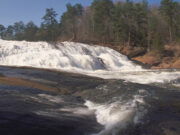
[60, 3, 83, 41]
[112, 2, 126, 44]
[160, 0, 178, 42]
[0, 24, 5, 39]
[41, 8, 59, 41]
[24, 21, 38, 41]
[13, 21, 25, 40]
[91, 0, 114, 43]
[133, 0, 148, 47]
[123, 0, 135, 46]
[4, 25, 14, 40]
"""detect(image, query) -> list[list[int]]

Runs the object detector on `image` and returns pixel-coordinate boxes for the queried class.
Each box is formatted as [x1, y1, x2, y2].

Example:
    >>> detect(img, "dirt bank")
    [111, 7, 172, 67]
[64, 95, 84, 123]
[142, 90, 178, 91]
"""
[103, 43, 180, 69]
[132, 45, 180, 69]
[80, 41, 179, 69]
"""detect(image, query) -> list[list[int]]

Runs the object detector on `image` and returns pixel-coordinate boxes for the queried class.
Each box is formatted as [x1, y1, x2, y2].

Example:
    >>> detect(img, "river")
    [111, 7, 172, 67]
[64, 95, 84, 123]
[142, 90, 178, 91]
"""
[0, 66, 179, 135]
[0, 40, 179, 135]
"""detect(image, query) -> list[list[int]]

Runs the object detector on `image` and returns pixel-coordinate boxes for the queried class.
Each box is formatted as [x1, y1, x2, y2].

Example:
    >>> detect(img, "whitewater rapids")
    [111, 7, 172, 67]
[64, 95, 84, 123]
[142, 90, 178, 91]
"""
[0, 39, 179, 84]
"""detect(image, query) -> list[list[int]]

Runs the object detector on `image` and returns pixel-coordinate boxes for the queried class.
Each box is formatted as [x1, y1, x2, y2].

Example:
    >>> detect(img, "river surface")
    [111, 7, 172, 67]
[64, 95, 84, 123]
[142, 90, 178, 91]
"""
[0, 66, 179, 135]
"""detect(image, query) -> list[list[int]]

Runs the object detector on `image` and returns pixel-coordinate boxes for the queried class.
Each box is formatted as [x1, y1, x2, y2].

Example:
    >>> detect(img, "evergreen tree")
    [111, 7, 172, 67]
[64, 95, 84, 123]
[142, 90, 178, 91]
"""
[148, 8, 166, 51]
[91, 0, 114, 43]
[13, 21, 25, 40]
[41, 8, 59, 41]
[160, 0, 178, 42]
[2, 0, 179, 53]
[42, 8, 58, 26]
[60, 3, 83, 41]
[133, 0, 148, 47]
[123, 0, 136, 46]
[112, 2, 126, 44]
[0, 24, 5, 39]
[3, 25, 14, 40]
[24, 21, 38, 41]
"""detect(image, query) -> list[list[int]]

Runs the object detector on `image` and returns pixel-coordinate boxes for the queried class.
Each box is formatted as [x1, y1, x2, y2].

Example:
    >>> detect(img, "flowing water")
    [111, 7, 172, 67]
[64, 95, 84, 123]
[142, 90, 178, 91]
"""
[0, 40, 179, 135]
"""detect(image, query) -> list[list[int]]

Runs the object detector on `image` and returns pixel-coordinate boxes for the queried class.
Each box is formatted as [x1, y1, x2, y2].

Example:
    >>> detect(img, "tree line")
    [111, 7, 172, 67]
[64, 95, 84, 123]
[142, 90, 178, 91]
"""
[0, 0, 179, 51]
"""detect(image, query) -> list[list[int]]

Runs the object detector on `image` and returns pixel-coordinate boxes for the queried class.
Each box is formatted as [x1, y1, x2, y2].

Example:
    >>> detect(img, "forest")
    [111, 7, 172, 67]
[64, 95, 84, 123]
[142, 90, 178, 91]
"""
[0, 0, 180, 52]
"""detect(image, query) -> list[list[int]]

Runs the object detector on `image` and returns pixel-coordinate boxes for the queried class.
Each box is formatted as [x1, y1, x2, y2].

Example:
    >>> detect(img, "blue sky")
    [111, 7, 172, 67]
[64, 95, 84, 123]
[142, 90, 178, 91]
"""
[0, 0, 179, 27]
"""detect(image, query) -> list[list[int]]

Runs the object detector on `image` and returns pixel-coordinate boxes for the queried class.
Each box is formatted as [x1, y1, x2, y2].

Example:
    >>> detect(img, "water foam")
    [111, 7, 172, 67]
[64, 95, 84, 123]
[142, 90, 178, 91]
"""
[38, 94, 64, 103]
[85, 91, 148, 135]
[0, 40, 141, 71]
[0, 40, 179, 84]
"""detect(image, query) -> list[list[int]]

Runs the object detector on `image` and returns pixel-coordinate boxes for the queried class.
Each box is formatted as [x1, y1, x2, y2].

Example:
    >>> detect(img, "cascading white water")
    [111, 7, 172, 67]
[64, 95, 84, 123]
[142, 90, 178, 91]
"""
[0, 40, 141, 71]
[0, 39, 179, 84]
[85, 90, 148, 135]
[0, 40, 179, 135]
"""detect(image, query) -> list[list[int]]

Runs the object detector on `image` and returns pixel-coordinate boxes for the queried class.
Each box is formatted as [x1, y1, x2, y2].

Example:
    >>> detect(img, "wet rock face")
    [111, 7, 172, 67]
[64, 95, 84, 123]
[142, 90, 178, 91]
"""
[0, 111, 102, 135]
[0, 66, 179, 135]
[135, 90, 180, 135]
[0, 84, 103, 135]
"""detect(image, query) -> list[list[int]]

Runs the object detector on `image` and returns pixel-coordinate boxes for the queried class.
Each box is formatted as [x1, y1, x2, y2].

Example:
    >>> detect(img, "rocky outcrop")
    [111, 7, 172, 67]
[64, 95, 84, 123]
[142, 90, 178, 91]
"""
[131, 45, 180, 69]
[120, 46, 146, 58]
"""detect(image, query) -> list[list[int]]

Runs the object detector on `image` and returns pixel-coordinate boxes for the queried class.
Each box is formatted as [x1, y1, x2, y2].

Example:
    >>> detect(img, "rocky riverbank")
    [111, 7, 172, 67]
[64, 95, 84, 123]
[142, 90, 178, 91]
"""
[102, 43, 180, 69]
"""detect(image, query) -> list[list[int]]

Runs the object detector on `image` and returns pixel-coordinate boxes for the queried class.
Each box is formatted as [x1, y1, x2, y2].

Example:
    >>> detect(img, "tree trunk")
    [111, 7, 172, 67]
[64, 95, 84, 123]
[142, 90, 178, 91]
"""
[169, 26, 172, 43]
[147, 30, 151, 52]
[71, 23, 77, 41]
[128, 31, 131, 46]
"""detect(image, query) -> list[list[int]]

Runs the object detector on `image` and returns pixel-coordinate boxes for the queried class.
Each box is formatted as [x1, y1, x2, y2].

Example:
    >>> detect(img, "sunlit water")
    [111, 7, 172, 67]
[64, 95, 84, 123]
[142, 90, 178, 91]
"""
[0, 40, 179, 135]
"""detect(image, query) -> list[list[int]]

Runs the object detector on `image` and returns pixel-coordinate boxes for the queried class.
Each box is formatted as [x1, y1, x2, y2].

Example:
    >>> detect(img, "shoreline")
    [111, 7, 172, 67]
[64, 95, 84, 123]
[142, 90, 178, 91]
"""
[85, 42, 180, 69]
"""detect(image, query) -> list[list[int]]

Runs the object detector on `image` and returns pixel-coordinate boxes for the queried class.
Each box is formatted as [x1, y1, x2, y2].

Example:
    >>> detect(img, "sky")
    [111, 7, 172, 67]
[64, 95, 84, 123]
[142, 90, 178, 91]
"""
[0, 0, 179, 27]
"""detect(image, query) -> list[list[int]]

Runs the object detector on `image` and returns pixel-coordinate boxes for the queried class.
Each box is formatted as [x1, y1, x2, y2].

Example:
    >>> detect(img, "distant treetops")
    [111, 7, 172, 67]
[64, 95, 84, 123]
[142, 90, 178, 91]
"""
[0, 0, 179, 52]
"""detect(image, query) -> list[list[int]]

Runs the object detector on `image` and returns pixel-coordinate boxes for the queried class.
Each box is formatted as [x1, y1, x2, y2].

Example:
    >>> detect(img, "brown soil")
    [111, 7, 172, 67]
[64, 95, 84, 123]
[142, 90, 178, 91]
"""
[130, 45, 180, 69]
[133, 52, 161, 66]
[87, 42, 180, 69]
